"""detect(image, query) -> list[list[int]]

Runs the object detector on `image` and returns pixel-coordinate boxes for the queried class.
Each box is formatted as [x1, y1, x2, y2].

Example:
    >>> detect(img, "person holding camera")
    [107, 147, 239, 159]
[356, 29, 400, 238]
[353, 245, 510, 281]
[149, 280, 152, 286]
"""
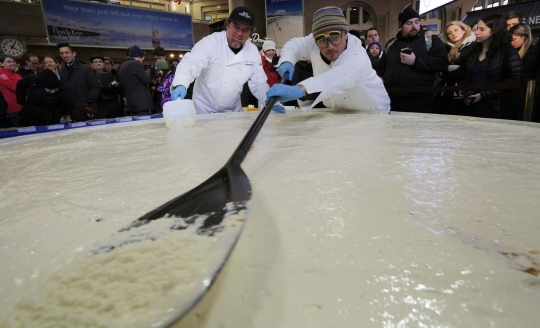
[449, 14, 522, 119]
[376, 7, 448, 113]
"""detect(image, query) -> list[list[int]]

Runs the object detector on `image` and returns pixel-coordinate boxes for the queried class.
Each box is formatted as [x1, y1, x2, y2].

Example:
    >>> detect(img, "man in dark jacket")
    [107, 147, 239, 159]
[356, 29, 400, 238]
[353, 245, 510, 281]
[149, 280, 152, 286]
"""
[376, 7, 448, 113]
[16, 54, 40, 78]
[58, 43, 100, 111]
[118, 45, 154, 115]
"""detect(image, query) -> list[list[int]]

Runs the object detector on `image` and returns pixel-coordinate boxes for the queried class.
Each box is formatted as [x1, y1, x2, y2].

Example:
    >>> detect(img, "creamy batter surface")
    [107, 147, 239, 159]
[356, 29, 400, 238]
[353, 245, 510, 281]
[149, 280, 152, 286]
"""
[1, 110, 539, 327]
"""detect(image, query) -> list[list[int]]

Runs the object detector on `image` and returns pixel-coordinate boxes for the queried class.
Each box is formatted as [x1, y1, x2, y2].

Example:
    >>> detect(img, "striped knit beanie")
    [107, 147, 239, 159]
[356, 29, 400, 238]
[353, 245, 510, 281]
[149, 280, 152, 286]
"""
[312, 6, 349, 37]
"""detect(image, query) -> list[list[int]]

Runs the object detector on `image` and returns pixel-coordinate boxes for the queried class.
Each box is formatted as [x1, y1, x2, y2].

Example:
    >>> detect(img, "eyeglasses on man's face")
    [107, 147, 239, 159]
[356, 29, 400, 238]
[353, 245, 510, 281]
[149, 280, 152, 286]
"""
[315, 31, 344, 48]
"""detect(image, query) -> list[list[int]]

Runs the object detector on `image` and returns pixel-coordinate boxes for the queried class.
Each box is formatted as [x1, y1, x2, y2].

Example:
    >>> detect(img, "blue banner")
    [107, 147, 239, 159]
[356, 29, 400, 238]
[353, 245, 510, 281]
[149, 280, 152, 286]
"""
[40, 0, 193, 50]
[265, 0, 304, 47]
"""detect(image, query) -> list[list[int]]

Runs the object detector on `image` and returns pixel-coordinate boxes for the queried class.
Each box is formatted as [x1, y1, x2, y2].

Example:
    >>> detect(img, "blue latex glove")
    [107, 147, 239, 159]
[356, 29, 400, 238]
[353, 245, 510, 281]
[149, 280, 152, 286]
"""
[266, 84, 304, 103]
[171, 85, 187, 100]
[272, 105, 286, 114]
[277, 62, 294, 81]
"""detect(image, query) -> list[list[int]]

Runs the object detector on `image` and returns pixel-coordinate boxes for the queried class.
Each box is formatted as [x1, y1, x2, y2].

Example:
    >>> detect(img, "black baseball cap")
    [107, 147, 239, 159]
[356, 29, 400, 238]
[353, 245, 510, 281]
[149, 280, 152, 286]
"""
[228, 6, 255, 29]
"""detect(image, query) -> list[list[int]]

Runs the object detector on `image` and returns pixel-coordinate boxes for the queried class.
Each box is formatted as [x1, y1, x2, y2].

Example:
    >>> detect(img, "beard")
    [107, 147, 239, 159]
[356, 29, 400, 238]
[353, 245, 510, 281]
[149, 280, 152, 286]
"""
[230, 40, 242, 49]
[405, 29, 418, 38]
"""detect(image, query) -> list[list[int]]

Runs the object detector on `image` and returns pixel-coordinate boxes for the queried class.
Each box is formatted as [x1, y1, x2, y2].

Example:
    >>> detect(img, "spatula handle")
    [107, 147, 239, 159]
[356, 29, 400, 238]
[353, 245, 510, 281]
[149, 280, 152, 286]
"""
[228, 75, 289, 166]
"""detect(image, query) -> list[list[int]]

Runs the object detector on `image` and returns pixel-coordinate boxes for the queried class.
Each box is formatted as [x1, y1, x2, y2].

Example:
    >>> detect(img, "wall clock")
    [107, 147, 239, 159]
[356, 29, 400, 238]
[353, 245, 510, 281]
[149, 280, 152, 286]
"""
[0, 37, 27, 58]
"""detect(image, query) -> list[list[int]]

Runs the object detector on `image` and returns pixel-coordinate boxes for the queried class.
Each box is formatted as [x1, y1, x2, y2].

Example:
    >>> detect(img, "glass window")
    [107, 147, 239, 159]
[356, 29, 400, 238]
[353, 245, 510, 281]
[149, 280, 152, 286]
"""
[349, 7, 359, 25]
[343, 3, 376, 30]
[362, 10, 373, 25]
[486, 0, 499, 8]
[473, 0, 483, 11]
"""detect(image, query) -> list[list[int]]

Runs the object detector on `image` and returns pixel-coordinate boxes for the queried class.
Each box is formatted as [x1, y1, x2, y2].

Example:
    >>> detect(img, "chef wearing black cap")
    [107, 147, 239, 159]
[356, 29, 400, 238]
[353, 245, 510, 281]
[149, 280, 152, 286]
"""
[170, 6, 268, 114]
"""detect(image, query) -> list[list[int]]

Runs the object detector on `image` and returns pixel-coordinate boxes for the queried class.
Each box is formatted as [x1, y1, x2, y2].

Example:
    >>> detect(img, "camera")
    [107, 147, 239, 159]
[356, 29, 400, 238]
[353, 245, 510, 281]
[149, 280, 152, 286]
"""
[463, 91, 478, 106]
[400, 48, 412, 55]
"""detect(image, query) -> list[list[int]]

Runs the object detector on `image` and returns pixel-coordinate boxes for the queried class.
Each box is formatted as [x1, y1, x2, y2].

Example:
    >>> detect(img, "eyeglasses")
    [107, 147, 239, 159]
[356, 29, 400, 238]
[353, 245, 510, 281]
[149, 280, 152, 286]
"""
[314, 31, 344, 48]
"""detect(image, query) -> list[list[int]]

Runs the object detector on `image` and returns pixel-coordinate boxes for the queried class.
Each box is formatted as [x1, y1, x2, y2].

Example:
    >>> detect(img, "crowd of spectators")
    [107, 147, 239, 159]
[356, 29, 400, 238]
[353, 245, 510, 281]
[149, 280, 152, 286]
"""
[0, 43, 181, 128]
[1, 8, 540, 128]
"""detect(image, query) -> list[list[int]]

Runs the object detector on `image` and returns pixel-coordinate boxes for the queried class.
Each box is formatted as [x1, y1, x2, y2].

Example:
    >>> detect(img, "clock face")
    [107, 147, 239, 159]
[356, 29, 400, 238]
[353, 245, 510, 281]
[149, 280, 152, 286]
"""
[0, 38, 26, 58]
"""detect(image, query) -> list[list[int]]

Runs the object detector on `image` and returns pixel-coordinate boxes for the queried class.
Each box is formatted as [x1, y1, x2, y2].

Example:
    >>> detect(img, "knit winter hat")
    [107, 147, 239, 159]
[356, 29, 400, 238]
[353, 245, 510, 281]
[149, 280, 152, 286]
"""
[399, 7, 421, 27]
[312, 6, 349, 37]
[38, 69, 61, 89]
[155, 59, 169, 70]
[129, 45, 145, 58]
[262, 40, 276, 52]
[367, 41, 383, 51]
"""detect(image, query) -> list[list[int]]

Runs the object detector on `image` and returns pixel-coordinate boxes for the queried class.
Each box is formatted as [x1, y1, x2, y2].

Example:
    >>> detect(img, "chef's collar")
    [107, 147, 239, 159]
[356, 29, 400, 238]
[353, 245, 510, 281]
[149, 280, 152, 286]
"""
[229, 44, 243, 55]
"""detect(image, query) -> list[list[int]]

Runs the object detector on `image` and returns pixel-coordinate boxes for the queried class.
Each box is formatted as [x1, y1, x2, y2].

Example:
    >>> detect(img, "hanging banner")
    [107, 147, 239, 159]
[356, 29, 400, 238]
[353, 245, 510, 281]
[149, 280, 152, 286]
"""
[265, 0, 304, 48]
[40, 0, 193, 50]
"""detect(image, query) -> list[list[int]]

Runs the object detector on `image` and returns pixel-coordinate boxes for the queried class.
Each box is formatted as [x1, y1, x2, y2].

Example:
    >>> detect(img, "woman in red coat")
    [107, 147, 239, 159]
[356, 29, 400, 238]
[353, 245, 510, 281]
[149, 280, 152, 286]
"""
[0, 56, 22, 127]
[261, 40, 280, 87]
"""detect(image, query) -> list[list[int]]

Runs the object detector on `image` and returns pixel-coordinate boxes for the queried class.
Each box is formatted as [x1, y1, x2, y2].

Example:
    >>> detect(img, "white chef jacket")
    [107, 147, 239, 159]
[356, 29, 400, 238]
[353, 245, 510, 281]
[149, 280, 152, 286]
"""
[277, 33, 390, 113]
[172, 31, 268, 114]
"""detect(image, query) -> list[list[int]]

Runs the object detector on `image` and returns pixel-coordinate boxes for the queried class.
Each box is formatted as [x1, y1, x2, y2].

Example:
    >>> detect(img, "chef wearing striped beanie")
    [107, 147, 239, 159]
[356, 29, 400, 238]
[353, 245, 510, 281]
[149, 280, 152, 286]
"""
[266, 6, 390, 114]
[311, 6, 349, 38]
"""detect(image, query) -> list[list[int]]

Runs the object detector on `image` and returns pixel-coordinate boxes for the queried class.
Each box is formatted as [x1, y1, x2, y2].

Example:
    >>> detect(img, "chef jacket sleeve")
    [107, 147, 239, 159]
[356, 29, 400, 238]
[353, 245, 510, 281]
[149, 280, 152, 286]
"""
[277, 35, 314, 67]
[248, 58, 269, 108]
[172, 37, 212, 88]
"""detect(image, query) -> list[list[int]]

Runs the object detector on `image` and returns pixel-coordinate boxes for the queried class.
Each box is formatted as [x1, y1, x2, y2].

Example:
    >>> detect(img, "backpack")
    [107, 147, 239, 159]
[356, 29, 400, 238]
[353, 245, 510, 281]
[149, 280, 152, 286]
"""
[386, 34, 443, 85]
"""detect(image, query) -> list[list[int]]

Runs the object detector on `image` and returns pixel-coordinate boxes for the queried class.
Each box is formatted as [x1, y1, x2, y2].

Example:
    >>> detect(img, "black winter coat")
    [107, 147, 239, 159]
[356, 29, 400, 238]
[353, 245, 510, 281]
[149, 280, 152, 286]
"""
[59, 60, 100, 105]
[522, 44, 539, 81]
[376, 30, 448, 96]
[451, 41, 522, 118]
[19, 83, 75, 127]
[118, 57, 153, 114]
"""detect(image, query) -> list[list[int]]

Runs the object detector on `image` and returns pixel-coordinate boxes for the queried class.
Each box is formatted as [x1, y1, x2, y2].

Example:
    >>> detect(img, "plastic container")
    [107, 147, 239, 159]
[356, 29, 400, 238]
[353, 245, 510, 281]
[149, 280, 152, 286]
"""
[163, 99, 196, 129]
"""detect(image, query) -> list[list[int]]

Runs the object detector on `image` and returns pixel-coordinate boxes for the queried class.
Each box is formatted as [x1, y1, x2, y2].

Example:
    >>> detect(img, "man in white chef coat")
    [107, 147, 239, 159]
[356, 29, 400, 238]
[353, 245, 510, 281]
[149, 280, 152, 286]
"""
[267, 6, 390, 113]
[170, 7, 268, 114]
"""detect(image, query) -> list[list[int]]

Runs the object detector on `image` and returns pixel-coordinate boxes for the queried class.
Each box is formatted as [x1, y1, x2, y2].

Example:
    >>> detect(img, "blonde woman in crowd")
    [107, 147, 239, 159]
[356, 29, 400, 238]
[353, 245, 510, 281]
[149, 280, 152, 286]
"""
[508, 23, 539, 120]
[442, 21, 477, 64]
[436, 21, 477, 114]
[508, 23, 538, 80]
